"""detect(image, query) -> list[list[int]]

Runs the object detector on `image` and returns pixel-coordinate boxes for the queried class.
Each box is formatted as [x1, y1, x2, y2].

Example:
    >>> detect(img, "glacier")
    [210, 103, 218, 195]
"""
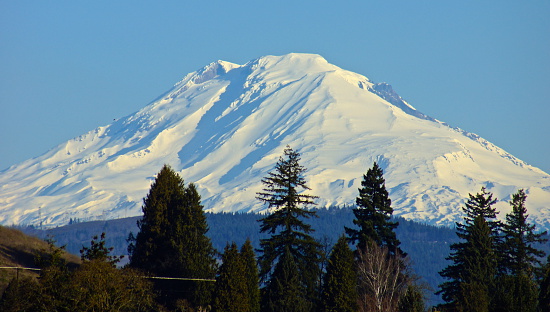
[1, 53, 549, 229]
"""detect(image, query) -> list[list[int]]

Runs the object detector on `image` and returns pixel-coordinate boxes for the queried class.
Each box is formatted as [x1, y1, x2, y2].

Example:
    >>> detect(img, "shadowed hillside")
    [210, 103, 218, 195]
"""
[0, 225, 80, 293]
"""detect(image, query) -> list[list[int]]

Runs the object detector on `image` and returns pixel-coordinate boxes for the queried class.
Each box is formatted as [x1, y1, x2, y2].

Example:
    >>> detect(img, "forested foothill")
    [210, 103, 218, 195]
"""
[3, 146, 549, 311]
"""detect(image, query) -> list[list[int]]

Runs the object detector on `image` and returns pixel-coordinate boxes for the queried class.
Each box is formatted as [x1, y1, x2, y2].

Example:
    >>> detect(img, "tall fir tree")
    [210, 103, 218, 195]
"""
[459, 215, 496, 312]
[345, 162, 403, 256]
[321, 235, 358, 312]
[214, 242, 249, 312]
[129, 164, 216, 309]
[256, 146, 322, 311]
[501, 189, 547, 276]
[438, 187, 500, 311]
[263, 247, 310, 312]
[241, 239, 261, 312]
[494, 189, 547, 312]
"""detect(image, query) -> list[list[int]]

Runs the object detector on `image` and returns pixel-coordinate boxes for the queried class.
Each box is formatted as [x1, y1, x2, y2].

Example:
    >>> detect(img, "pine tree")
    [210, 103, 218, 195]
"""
[438, 187, 500, 311]
[539, 255, 550, 312]
[345, 162, 403, 256]
[129, 164, 216, 309]
[214, 242, 249, 312]
[494, 274, 538, 312]
[80, 232, 123, 266]
[263, 247, 310, 312]
[502, 189, 547, 276]
[456, 187, 501, 244]
[398, 284, 425, 312]
[34, 236, 72, 311]
[241, 239, 261, 312]
[321, 235, 358, 312]
[459, 215, 496, 312]
[256, 146, 322, 311]
[495, 189, 546, 312]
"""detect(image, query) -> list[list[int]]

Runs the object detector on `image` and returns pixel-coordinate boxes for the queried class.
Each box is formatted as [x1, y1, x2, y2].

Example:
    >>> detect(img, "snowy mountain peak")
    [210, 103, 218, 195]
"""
[1, 53, 549, 229]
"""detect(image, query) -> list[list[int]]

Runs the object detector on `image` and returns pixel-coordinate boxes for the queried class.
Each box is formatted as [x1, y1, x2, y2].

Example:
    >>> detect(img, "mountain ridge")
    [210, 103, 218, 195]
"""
[1, 53, 548, 228]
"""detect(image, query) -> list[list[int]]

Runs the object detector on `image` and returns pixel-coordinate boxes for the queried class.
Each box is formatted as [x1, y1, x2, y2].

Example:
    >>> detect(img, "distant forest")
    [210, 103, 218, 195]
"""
[20, 206, 544, 306]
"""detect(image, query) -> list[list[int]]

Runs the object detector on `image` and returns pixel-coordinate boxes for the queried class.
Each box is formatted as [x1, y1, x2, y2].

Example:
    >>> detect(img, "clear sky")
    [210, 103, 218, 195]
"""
[1, 1, 549, 173]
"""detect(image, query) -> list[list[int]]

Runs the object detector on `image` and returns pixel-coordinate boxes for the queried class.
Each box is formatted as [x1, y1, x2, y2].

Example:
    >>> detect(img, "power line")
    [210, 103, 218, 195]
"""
[0, 267, 215, 282]
[0, 266, 41, 271]
[144, 276, 216, 282]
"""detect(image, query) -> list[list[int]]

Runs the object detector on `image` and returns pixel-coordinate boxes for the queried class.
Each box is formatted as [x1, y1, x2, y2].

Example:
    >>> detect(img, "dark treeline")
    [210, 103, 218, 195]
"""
[24, 206, 549, 308]
[3, 146, 550, 311]
[18, 208, 461, 306]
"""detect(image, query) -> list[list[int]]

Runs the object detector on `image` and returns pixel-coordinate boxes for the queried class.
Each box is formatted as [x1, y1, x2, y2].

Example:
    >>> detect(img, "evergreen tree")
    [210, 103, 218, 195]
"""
[241, 239, 261, 312]
[34, 236, 73, 311]
[398, 284, 425, 312]
[80, 232, 123, 266]
[129, 164, 217, 309]
[345, 162, 403, 256]
[438, 188, 500, 311]
[502, 189, 547, 276]
[214, 242, 249, 312]
[34, 235, 69, 270]
[321, 235, 358, 312]
[494, 274, 538, 312]
[539, 255, 550, 312]
[495, 189, 547, 312]
[459, 215, 496, 312]
[456, 187, 501, 246]
[256, 146, 322, 311]
[263, 247, 310, 312]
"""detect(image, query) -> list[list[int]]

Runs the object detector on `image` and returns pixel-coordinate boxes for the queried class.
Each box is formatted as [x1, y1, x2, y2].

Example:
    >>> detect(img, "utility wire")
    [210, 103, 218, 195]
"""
[0, 267, 215, 281]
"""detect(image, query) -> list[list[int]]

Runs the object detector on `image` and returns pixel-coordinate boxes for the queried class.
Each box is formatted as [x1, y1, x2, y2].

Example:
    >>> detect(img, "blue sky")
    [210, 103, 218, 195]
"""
[1, 1, 549, 173]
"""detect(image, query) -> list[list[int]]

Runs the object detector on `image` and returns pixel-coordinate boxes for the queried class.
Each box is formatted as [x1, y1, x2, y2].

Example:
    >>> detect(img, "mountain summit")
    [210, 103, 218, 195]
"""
[1, 53, 549, 228]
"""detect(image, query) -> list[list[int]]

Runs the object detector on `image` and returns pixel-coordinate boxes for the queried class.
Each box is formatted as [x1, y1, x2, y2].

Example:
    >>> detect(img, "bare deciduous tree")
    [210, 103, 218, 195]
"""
[356, 241, 410, 312]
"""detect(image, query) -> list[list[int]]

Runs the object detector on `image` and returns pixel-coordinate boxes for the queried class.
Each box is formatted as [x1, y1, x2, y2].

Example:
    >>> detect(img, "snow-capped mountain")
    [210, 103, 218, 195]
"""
[1, 53, 549, 229]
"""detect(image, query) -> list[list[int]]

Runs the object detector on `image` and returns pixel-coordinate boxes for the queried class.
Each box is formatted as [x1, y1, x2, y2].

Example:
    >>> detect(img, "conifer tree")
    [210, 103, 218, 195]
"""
[459, 215, 496, 312]
[241, 239, 261, 312]
[438, 187, 500, 311]
[214, 242, 249, 312]
[345, 162, 403, 256]
[129, 164, 216, 309]
[502, 189, 547, 276]
[398, 284, 425, 312]
[34, 236, 72, 311]
[80, 232, 123, 266]
[456, 187, 501, 244]
[495, 189, 546, 312]
[256, 146, 322, 311]
[321, 235, 358, 312]
[263, 247, 310, 312]
[539, 255, 550, 312]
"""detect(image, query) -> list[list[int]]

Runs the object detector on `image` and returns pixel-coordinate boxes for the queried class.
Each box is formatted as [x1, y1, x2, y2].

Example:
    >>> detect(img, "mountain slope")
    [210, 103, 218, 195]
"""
[1, 53, 549, 228]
